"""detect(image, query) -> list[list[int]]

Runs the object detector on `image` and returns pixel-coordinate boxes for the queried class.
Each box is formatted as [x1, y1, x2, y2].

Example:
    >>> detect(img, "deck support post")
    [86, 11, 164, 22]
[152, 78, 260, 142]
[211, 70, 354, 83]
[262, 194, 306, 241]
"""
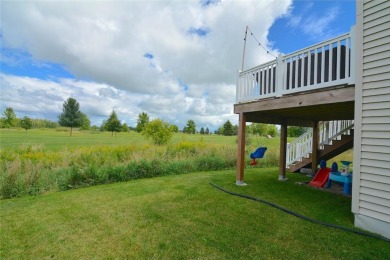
[279, 122, 288, 181]
[311, 121, 319, 174]
[236, 113, 247, 186]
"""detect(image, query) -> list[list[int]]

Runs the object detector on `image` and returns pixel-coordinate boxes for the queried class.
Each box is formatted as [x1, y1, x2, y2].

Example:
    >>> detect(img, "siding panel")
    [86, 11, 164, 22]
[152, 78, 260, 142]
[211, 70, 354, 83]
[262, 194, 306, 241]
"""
[360, 179, 390, 192]
[364, 21, 390, 35]
[362, 79, 390, 89]
[361, 173, 390, 184]
[363, 7, 390, 23]
[363, 57, 390, 69]
[363, 0, 388, 10]
[363, 44, 390, 56]
[359, 208, 390, 223]
[363, 63, 390, 76]
[362, 131, 390, 138]
[364, 31, 390, 45]
[361, 165, 389, 177]
[364, 16, 389, 31]
[363, 101, 390, 110]
[363, 0, 390, 16]
[362, 144, 390, 154]
[362, 124, 390, 131]
[364, 51, 390, 63]
[360, 186, 390, 200]
[362, 93, 390, 103]
[361, 158, 390, 169]
[361, 116, 390, 123]
[362, 86, 390, 96]
[360, 201, 390, 216]
[360, 193, 390, 208]
[361, 151, 390, 162]
[363, 73, 390, 82]
[362, 137, 390, 146]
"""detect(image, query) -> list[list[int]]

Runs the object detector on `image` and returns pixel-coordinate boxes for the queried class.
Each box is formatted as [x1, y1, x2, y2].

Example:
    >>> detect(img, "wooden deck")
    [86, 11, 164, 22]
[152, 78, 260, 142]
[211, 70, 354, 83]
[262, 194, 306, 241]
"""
[234, 85, 355, 127]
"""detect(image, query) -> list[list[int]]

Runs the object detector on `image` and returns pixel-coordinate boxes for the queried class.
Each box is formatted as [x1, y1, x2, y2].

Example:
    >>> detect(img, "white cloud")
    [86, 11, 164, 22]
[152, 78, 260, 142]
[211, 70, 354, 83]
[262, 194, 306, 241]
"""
[0, 0, 292, 130]
[286, 3, 340, 41]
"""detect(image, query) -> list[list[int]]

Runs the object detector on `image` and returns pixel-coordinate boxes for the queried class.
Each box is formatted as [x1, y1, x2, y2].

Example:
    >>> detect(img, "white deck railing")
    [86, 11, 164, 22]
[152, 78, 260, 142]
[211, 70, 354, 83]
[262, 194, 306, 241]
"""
[286, 120, 354, 167]
[236, 27, 356, 103]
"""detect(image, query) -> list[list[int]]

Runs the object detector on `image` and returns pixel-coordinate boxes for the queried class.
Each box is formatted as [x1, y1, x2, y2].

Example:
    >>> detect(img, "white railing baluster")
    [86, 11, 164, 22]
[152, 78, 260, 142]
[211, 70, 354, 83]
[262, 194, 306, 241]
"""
[289, 58, 293, 90]
[329, 44, 333, 82]
[321, 46, 325, 84]
[308, 51, 312, 86]
[337, 41, 341, 80]
[314, 49, 318, 85]
[294, 56, 298, 89]
[301, 53, 305, 87]
[236, 29, 354, 103]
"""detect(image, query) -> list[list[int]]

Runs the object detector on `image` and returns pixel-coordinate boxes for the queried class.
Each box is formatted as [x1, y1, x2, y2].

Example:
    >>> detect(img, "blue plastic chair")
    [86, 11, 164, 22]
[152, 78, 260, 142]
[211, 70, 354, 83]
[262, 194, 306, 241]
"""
[250, 147, 267, 165]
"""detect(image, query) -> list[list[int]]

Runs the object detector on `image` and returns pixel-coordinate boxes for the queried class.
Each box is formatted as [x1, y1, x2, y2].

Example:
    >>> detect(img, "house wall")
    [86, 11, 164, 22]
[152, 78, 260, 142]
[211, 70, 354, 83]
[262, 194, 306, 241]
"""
[352, 0, 390, 238]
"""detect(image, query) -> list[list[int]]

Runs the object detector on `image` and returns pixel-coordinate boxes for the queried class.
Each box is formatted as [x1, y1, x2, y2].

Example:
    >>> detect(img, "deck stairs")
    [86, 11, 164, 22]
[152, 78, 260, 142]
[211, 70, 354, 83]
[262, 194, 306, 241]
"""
[287, 120, 354, 173]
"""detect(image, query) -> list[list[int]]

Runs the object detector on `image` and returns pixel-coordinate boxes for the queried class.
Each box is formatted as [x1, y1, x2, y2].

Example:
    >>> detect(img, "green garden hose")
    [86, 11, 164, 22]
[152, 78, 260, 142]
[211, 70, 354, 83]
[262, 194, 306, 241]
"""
[209, 183, 390, 243]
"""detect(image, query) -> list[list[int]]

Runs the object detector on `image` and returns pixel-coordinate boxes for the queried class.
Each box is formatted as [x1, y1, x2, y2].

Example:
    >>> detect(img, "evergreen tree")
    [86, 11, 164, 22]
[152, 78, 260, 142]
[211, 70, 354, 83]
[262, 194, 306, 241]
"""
[58, 98, 83, 136]
[205, 127, 209, 135]
[200, 127, 205, 135]
[135, 112, 149, 133]
[223, 120, 234, 136]
[106, 110, 122, 136]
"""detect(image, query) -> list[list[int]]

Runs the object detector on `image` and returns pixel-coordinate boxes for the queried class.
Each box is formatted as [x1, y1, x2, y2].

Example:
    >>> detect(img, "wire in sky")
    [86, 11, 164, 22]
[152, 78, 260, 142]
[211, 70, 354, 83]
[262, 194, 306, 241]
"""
[247, 27, 277, 59]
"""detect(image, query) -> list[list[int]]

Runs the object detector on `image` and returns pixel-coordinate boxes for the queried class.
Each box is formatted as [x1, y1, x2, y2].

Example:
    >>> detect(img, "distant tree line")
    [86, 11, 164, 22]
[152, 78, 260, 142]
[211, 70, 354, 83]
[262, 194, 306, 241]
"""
[4, 98, 311, 141]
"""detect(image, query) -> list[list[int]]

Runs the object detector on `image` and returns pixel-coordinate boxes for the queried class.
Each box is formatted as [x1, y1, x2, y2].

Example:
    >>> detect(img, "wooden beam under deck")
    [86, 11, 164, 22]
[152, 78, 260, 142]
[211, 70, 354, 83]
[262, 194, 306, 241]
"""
[234, 86, 355, 125]
[236, 113, 246, 185]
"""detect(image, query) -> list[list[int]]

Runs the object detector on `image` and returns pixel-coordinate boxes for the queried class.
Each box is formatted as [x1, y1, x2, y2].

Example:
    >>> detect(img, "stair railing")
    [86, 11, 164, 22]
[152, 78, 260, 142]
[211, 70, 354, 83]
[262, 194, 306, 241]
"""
[319, 120, 354, 149]
[286, 120, 354, 167]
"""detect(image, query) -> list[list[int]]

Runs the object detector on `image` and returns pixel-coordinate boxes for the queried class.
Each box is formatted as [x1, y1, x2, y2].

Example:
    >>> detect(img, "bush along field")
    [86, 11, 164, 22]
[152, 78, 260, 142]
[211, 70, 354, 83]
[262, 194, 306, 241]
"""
[0, 128, 283, 199]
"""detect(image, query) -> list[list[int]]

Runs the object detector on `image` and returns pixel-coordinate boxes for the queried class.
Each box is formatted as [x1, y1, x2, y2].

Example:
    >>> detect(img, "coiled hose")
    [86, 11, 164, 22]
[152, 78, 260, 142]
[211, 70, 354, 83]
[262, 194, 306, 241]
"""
[209, 182, 390, 243]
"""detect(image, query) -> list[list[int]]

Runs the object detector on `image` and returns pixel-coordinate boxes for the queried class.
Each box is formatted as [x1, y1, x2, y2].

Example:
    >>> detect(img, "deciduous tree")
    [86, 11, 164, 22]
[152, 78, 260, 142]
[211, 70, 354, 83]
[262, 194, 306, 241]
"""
[142, 118, 173, 145]
[184, 120, 196, 134]
[20, 116, 33, 132]
[80, 113, 91, 130]
[2, 107, 16, 129]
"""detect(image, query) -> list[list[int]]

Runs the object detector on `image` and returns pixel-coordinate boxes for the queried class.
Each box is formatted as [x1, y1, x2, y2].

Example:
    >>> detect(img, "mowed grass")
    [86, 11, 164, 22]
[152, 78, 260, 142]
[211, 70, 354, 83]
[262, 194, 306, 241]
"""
[1, 168, 389, 259]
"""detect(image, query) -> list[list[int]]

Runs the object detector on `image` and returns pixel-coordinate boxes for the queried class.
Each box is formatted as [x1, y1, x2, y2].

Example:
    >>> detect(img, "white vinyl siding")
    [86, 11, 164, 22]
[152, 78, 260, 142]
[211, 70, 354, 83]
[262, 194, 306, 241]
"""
[355, 0, 390, 228]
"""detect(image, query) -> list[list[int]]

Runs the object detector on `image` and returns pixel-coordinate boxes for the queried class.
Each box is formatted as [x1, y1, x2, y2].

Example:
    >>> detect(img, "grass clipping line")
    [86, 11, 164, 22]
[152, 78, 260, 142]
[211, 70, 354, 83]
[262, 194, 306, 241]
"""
[209, 182, 390, 243]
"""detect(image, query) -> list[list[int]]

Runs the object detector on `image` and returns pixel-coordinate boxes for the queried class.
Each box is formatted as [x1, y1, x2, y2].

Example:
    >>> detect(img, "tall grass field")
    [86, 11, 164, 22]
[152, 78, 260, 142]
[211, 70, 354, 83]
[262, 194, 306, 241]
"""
[0, 129, 275, 198]
[0, 128, 352, 199]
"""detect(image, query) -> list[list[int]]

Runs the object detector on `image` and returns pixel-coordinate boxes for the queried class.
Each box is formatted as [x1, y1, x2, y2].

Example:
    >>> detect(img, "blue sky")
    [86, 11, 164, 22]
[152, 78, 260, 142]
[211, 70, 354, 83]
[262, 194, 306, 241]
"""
[0, 0, 356, 130]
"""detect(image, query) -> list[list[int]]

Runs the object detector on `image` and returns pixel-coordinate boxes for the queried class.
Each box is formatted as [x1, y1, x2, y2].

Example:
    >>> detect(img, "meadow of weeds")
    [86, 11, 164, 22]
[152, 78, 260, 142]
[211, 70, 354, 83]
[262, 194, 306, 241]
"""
[0, 128, 352, 199]
[0, 129, 281, 198]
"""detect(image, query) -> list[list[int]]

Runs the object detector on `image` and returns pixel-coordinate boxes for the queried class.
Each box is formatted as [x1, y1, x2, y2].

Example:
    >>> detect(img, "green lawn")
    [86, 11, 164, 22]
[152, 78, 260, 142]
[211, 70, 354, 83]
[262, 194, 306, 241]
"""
[1, 168, 388, 259]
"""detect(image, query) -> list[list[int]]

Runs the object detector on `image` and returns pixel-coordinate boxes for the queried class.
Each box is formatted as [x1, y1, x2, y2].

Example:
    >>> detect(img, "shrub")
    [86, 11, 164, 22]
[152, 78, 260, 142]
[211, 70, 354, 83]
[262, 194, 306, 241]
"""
[142, 119, 173, 145]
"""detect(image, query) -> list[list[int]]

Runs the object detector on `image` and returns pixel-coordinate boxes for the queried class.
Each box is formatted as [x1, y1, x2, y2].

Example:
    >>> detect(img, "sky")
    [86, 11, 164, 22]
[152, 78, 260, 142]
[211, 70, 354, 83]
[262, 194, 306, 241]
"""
[0, 0, 356, 131]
